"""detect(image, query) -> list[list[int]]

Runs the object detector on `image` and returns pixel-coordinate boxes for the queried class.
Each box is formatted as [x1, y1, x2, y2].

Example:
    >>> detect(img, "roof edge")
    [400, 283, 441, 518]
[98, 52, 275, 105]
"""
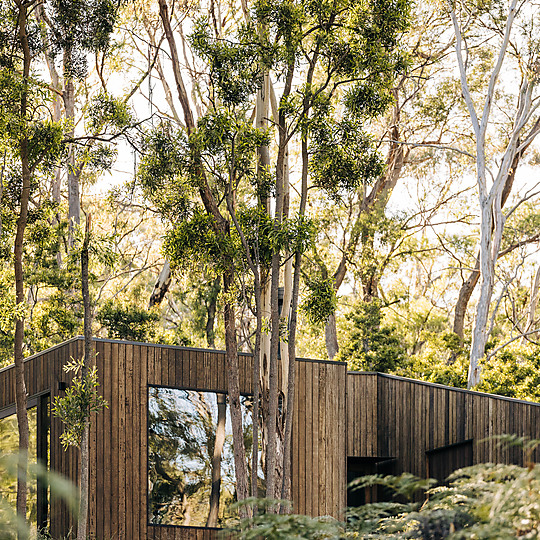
[347, 370, 540, 407]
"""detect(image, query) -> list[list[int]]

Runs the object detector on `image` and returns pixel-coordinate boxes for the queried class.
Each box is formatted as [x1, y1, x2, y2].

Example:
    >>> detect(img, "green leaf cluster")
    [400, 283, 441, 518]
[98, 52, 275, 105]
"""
[52, 357, 108, 449]
[301, 275, 337, 326]
[191, 19, 263, 105]
[338, 299, 406, 372]
[310, 117, 386, 199]
[97, 299, 159, 342]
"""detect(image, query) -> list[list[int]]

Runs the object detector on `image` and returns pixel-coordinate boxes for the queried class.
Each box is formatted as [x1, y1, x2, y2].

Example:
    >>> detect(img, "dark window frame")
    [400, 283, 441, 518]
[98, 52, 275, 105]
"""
[146, 384, 255, 531]
[0, 391, 50, 531]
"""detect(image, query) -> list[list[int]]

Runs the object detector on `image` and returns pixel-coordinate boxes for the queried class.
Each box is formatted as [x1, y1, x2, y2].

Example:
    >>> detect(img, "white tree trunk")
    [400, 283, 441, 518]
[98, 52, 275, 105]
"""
[523, 265, 540, 344]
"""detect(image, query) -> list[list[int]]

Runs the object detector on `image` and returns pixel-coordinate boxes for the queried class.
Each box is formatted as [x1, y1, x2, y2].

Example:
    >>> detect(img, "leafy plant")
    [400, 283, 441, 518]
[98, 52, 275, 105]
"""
[52, 357, 108, 449]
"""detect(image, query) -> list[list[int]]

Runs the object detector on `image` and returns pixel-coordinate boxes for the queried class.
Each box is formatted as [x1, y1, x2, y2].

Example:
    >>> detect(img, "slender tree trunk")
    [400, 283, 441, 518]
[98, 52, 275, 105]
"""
[453, 160, 517, 343]
[453, 258, 480, 342]
[205, 277, 220, 348]
[281, 132, 309, 504]
[223, 268, 250, 513]
[523, 265, 540, 344]
[63, 71, 81, 247]
[14, 2, 31, 531]
[266, 247, 281, 500]
[205, 276, 223, 526]
[255, 73, 271, 485]
[325, 313, 339, 360]
[206, 393, 226, 527]
[78, 214, 92, 540]
[250, 277, 262, 500]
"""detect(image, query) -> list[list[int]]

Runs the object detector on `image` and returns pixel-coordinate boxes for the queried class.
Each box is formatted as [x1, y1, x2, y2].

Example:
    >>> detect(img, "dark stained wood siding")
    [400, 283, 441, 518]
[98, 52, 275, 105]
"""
[292, 359, 347, 518]
[0, 338, 83, 538]
[0, 338, 347, 539]
[2, 341, 540, 537]
[346, 372, 540, 485]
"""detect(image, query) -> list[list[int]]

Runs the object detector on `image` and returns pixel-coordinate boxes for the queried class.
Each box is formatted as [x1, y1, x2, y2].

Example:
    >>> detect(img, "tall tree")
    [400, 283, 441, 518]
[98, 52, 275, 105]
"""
[0, 0, 63, 530]
[448, 0, 540, 387]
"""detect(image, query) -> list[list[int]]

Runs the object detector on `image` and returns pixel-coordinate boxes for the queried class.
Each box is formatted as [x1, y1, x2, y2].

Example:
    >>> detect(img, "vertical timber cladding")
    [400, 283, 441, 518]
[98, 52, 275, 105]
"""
[0, 338, 83, 539]
[85, 339, 346, 540]
[292, 358, 347, 518]
[346, 372, 540, 482]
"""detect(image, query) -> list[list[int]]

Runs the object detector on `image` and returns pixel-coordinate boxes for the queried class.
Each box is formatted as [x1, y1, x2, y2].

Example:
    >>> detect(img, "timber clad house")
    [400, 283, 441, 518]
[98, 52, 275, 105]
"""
[1, 336, 540, 539]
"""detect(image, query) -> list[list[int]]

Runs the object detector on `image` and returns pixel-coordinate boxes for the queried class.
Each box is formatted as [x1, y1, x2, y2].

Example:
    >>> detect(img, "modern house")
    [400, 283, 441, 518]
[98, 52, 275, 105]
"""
[1, 336, 539, 539]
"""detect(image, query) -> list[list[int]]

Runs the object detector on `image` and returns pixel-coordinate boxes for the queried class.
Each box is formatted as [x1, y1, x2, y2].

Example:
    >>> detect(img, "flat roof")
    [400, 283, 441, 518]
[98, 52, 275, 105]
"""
[1, 337, 537, 407]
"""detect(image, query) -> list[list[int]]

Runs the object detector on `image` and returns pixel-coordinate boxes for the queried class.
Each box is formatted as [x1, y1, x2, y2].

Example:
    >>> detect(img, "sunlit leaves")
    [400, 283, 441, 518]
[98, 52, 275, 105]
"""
[97, 299, 159, 341]
[137, 124, 193, 224]
[49, 0, 121, 78]
[310, 116, 386, 199]
[301, 275, 337, 326]
[86, 91, 132, 133]
[338, 298, 406, 372]
[191, 19, 263, 105]
[52, 357, 108, 449]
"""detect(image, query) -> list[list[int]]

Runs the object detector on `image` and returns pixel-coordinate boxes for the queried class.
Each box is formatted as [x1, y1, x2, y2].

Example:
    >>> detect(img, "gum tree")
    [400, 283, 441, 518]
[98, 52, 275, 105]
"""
[0, 0, 64, 529]
[448, 0, 540, 387]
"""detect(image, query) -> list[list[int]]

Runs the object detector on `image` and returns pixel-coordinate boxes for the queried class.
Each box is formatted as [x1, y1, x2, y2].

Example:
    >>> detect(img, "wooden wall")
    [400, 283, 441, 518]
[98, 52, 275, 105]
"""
[292, 359, 347, 518]
[0, 338, 82, 538]
[1, 338, 347, 539]
[346, 372, 540, 481]
[3, 340, 540, 538]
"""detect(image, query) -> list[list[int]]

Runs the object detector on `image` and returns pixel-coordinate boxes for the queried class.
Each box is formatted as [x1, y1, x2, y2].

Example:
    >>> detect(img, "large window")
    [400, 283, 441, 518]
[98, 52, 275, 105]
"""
[148, 387, 263, 528]
[0, 395, 50, 532]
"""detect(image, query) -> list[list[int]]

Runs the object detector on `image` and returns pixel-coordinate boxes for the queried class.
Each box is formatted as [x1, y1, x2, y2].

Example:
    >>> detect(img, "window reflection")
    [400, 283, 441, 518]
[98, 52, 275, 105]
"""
[0, 407, 38, 523]
[148, 387, 263, 527]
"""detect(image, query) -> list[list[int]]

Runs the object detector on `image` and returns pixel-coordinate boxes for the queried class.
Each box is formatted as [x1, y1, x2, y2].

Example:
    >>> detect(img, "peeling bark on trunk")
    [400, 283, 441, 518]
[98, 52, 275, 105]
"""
[148, 260, 172, 308]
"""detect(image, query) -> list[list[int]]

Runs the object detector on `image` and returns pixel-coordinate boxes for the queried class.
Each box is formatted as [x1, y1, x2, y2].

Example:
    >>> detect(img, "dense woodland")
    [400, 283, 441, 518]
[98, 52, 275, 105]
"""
[2, 0, 540, 536]
[2, 0, 540, 396]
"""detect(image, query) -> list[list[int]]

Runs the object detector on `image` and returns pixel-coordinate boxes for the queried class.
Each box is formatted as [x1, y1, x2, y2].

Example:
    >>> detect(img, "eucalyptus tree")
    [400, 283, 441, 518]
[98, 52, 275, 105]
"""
[310, 0, 474, 360]
[135, 0, 411, 513]
[0, 0, 64, 528]
[39, 0, 123, 247]
[448, 0, 540, 388]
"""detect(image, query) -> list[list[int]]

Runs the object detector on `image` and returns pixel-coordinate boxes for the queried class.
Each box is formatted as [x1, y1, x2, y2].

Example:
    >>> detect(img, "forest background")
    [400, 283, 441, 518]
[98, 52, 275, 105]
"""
[2, 0, 540, 398]
[4, 0, 540, 534]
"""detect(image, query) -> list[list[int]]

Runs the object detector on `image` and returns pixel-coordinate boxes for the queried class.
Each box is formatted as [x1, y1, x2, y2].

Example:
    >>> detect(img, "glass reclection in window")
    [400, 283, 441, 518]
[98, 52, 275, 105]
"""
[148, 387, 264, 528]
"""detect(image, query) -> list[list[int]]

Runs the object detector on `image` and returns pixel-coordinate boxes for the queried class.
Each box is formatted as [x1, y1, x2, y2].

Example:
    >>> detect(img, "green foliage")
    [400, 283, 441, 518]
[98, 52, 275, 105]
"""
[226, 498, 343, 539]
[191, 19, 263, 105]
[137, 124, 193, 224]
[164, 209, 236, 273]
[302, 276, 337, 326]
[86, 91, 132, 133]
[230, 454, 540, 538]
[0, 453, 79, 540]
[49, 0, 121, 78]
[97, 299, 159, 342]
[338, 299, 406, 372]
[191, 108, 269, 186]
[310, 117, 386, 200]
[476, 347, 540, 401]
[52, 357, 108, 449]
